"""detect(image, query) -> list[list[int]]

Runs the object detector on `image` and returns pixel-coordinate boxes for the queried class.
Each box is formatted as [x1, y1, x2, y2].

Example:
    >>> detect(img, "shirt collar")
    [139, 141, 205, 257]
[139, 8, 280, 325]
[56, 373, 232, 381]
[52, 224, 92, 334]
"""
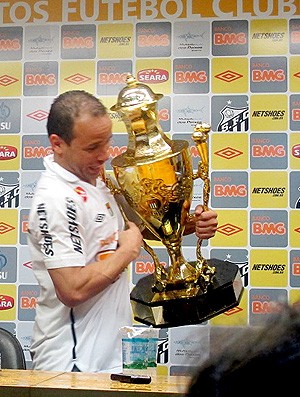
[43, 154, 80, 183]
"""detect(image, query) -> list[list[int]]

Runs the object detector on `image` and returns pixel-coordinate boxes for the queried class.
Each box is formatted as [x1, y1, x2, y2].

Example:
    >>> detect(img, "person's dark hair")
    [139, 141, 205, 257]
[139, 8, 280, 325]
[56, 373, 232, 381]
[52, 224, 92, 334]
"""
[47, 90, 107, 144]
[186, 303, 300, 396]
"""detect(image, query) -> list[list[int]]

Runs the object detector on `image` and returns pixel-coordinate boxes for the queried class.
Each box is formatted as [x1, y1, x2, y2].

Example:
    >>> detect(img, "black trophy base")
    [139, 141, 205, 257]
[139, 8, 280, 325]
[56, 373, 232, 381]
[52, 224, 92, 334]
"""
[130, 259, 244, 328]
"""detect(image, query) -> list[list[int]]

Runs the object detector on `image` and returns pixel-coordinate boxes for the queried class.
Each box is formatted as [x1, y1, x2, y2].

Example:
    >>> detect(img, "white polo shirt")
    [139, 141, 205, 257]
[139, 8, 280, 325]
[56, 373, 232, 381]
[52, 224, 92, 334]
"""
[27, 154, 132, 372]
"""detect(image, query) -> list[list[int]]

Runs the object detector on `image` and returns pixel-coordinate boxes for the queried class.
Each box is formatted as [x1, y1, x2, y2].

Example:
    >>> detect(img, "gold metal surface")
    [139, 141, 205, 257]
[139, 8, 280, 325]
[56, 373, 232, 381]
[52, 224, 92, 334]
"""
[109, 74, 215, 299]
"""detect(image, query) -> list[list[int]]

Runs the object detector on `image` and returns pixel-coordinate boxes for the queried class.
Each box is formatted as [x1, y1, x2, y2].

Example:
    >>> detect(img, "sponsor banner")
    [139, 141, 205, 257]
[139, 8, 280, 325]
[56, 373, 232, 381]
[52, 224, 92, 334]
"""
[290, 249, 300, 287]
[0, 98, 21, 134]
[0, 209, 18, 245]
[249, 288, 287, 326]
[0, 26, 23, 60]
[172, 97, 210, 134]
[136, 22, 171, 58]
[211, 171, 248, 208]
[290, 95, 300, 131]
[250, 171, 288, 208]
[61, 24, 96, 59]
[290, 133, 300, 169]
[0, 284, 16, 320]
[135, 58, 171, 95]
[173, 21, 210, 57]
[24, 25, 60, 60]
[18, 246, 36, 284]
[212, 20, 248, 56]
[0, 247, 17, 283]
[211, 95, 249, 132]
[211, 209, 248, 247]
[289, 56, 300, 92]
[290, 210, 300, 248]
[98, 23, 134, 59]
[0, 135, 20, 170]
[0, 172, 19, 208]
[212, 57, 248, 93]
[250, 249, 288, 287]
[250, 94, 287, 131]
[290, 171, 300, 209]
[290, 19, 300, 54]
[250, 19, 288, 55]
[211, 133, 248, 170]
[20, 171, 41, 208]
[18, 284, 39, 321]
[250, 56, 287, 93]
[250, 209, 288, 247]
[19, 209, 29, 245]
[250, 133, 287, 170]
[22, 97, 52, 134]
[60, 60, 95, 93]
[23, 61, 58, 96]
[173, 57, 209, 94]
[97, 60, 133, 96]
[22, 135, 52, 170]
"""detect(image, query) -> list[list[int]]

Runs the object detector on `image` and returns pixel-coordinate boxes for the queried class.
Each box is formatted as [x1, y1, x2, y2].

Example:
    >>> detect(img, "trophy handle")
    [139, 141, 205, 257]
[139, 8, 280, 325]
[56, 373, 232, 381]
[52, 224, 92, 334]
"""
[104, 173, 168, 287]
[190, 123, 215, 283]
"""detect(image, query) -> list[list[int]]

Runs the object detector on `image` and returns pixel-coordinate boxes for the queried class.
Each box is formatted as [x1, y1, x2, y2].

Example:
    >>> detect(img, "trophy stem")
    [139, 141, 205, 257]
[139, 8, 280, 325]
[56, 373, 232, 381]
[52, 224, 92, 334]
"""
[164, 241, 196, 284]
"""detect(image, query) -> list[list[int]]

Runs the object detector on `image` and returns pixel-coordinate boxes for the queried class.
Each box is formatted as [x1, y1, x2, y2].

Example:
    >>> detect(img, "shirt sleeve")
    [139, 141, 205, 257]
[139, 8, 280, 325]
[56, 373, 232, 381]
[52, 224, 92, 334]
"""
[29, 193, 86, 270]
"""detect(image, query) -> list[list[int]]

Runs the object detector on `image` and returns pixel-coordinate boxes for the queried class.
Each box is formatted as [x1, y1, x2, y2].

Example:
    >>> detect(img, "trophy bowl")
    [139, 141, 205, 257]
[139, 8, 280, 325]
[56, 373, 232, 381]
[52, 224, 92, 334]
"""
[108, 75, 243, 328]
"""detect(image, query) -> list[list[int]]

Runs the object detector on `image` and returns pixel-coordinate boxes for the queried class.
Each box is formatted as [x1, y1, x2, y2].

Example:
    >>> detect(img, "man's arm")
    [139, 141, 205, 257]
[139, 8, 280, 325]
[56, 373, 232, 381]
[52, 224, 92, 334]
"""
[48, 221, 143, 308]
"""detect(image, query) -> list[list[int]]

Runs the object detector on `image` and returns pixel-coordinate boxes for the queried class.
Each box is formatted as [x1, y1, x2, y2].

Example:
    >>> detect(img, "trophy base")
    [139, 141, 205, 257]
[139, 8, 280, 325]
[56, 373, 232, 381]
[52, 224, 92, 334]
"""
[130, 259, 243, 328]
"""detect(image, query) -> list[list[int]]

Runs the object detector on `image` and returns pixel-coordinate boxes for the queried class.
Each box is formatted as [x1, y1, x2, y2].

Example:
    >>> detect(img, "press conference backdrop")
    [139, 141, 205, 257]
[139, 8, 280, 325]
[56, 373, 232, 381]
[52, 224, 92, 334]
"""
[0, 0, 300, 374]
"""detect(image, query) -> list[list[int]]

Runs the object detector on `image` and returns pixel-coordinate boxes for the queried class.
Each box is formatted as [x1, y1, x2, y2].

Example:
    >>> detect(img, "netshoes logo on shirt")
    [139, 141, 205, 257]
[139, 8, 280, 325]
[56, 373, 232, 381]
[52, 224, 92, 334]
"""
[65, 197, 83, 254]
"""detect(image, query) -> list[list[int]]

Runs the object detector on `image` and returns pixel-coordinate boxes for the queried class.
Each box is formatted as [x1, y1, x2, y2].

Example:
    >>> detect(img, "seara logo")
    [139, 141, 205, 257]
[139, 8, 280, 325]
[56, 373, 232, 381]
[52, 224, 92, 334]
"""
[292, 144, 300, 158]
[0, 145, 17, 160]
[0, 294, 14, 310]
[137, 69, 169, 83]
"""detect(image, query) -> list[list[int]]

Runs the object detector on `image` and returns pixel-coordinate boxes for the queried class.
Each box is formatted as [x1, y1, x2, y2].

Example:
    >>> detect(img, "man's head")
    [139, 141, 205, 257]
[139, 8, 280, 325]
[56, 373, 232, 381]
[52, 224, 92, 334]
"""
[47, 90, 112, 185]
[186, 303, 300, 397]
[47, 90, 108, 145]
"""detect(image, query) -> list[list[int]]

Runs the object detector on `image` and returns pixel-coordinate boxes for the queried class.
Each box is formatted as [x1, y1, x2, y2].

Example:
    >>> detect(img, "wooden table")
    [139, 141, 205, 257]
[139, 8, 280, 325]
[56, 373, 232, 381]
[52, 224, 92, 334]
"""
[0, 369, 190, 397]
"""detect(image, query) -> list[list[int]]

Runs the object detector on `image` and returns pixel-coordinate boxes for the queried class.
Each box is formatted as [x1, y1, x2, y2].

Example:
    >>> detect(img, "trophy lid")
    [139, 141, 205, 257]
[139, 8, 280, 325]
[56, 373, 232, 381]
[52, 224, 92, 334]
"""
[111, 74, 163, 112]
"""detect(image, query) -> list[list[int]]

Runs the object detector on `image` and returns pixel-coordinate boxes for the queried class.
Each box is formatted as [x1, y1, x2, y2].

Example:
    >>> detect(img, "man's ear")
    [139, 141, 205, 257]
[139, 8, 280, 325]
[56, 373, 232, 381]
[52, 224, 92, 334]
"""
[49, 134, 64, 153]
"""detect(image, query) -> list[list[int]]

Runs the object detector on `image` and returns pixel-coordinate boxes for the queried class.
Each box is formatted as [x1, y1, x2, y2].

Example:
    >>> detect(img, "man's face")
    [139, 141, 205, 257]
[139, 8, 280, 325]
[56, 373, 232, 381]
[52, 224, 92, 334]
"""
[52, 113, 113, 185]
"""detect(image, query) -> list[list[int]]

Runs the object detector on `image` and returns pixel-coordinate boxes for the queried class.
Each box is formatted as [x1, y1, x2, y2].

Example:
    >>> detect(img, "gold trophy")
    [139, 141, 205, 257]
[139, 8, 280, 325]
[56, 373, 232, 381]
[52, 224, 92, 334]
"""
[108, 75, 243, 327]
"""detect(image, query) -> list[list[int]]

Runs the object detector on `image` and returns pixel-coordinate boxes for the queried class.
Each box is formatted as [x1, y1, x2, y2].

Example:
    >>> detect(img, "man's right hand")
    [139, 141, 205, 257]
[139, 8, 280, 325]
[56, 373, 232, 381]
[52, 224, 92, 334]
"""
[118, 221, 143, 262]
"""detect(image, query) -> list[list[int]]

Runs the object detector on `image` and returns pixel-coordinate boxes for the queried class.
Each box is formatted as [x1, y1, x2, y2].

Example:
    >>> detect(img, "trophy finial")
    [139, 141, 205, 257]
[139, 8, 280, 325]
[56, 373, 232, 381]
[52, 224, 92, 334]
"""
[193, 122, 210, 144]
[125, 73, 137, 87]
[110, 74, 163, 112]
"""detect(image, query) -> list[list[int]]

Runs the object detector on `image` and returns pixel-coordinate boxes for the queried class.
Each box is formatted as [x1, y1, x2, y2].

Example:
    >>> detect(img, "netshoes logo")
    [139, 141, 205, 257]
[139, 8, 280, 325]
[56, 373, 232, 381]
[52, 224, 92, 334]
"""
[252, 264, 285, 274]
[252, 110, 285, 118]
[252, 187, 285, 196]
